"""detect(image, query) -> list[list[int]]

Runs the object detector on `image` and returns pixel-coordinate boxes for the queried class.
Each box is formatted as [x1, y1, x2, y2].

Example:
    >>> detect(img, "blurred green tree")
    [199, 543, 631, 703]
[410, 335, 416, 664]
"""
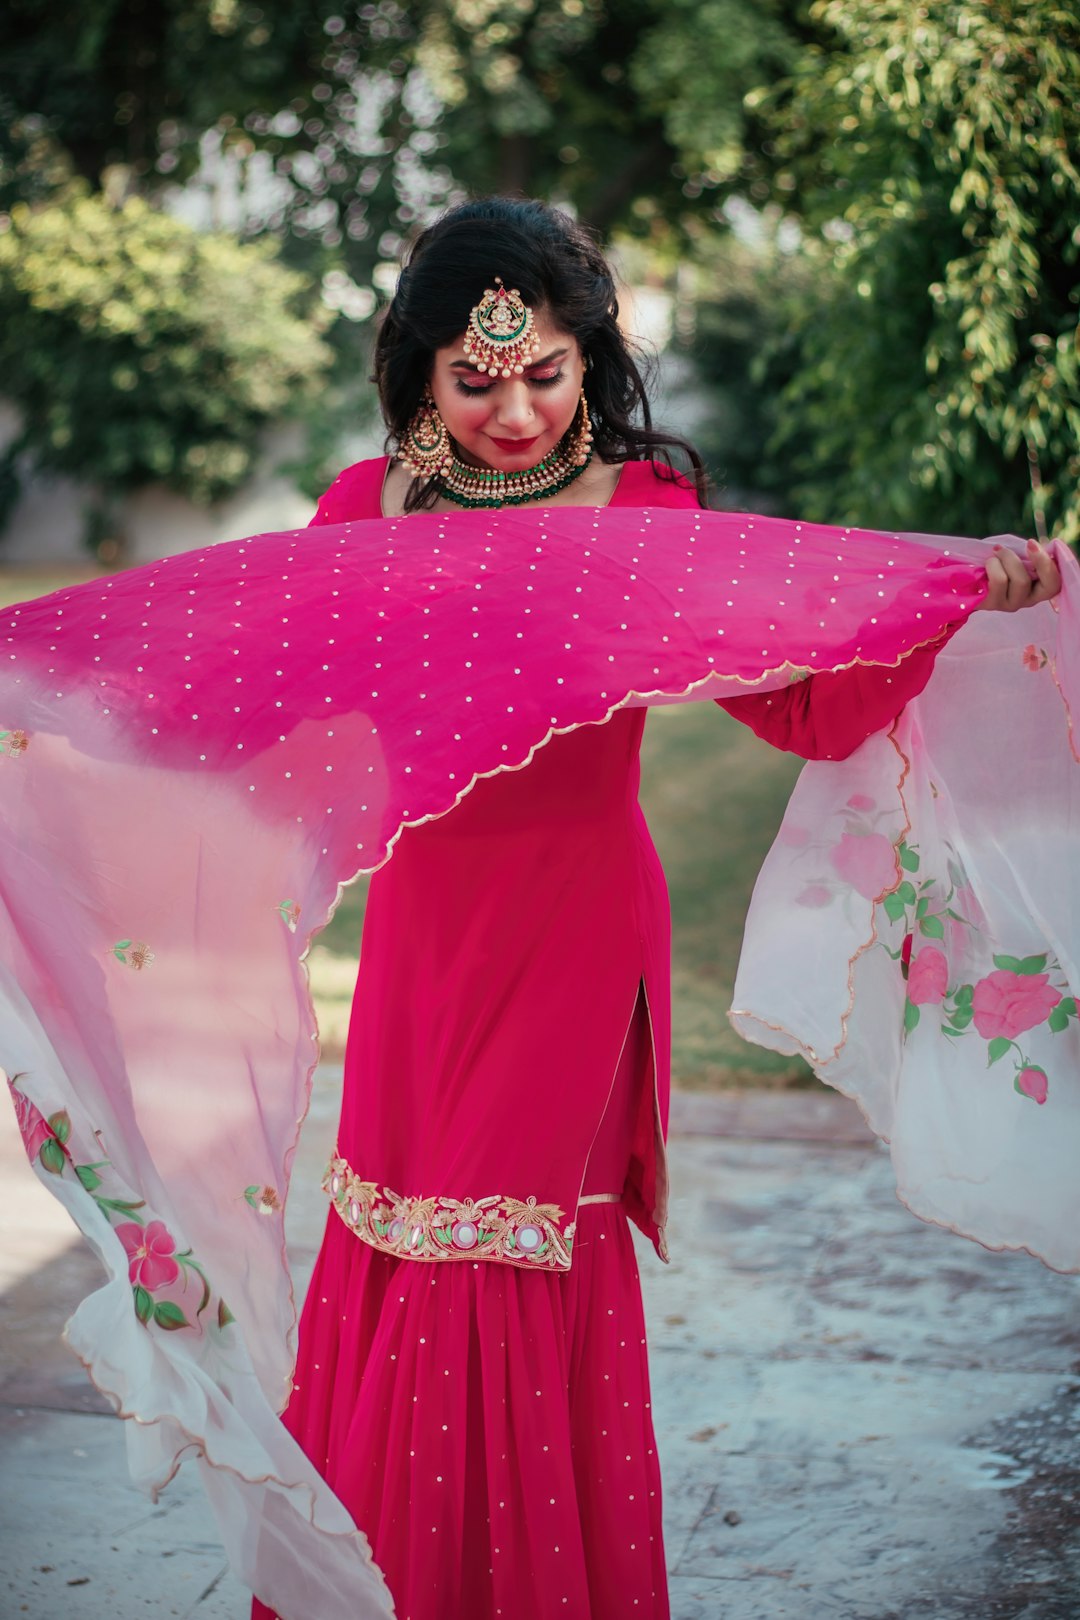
[745, 0, 1080, 540]
[0, 189, 333, 527]
[0, 1, 797, 259]
[673, 217, 823, 511]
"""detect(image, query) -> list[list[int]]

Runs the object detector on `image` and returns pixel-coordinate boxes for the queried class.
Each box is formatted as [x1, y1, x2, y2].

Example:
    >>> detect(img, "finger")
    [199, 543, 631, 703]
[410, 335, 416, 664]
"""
[991, 546, 1035, 610]
[1027, 540, 1062, 604]
[990, 554, 1016, 609]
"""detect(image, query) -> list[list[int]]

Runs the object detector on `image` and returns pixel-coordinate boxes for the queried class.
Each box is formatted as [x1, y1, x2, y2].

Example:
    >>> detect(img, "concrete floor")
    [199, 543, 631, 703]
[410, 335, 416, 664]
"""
[2, 1075, 1078, 1620]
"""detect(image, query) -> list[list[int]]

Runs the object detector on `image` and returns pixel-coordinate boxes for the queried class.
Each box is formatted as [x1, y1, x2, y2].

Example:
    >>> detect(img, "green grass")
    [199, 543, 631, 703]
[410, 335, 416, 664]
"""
[2, 567, 814, 1087]
[0, 566, 109, 609]
[309, 703, 813, 1085]
[640, 703, 812, 1088]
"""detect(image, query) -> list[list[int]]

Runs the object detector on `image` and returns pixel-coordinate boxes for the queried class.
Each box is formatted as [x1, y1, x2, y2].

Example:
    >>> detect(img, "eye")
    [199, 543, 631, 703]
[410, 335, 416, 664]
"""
[454, 377, 495, 395]
[530, 370, 564, 388]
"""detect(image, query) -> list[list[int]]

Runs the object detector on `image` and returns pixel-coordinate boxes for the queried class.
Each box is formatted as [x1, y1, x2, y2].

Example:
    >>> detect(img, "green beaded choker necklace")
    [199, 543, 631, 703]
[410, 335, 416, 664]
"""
[441, 440, 594, 509]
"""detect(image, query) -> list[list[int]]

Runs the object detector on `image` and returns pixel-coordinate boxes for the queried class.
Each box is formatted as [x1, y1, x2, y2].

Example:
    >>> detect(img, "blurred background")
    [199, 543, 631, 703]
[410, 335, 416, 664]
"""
[0, 0, 1076, 1083]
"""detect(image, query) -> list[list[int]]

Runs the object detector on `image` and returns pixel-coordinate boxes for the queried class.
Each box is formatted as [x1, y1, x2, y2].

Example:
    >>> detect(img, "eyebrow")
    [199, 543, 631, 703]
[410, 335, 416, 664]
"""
[449, 346, 569, 372]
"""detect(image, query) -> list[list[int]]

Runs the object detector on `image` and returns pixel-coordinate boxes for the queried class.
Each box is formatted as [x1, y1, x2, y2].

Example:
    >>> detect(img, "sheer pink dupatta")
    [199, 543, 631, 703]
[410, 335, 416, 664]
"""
[1, 504, 1070, 1617]
[733, 536, 1080, 1270]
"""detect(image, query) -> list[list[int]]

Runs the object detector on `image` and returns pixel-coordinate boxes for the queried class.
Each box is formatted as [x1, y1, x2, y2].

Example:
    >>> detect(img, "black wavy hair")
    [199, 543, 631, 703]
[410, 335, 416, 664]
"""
[373, 197, 709, 511]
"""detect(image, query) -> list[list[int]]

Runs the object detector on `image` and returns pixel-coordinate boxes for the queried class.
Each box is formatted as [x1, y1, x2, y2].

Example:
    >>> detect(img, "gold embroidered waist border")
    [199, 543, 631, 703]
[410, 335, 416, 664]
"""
[323, 1153, 620, 1270]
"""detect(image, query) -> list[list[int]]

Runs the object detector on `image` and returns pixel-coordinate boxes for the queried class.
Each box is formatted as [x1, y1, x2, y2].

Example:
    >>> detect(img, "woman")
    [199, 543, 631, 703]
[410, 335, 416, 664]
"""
[250, 197, 1060, 1620]
[2, 196, 1066, 1620]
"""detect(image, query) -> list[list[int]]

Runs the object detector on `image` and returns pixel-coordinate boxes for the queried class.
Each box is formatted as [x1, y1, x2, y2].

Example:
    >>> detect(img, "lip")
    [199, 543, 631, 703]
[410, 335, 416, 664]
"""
[488, 435, 541, 453]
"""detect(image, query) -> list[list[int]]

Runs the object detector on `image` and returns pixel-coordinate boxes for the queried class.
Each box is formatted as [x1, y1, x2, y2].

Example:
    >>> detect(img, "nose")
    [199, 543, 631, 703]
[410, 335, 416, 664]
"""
[493, 381, 535, 431]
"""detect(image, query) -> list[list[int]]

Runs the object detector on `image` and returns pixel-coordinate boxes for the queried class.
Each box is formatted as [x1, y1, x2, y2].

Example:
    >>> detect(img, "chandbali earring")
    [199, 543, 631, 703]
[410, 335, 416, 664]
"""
[398, 390, 454, 480]
[569, 386, 593, 464]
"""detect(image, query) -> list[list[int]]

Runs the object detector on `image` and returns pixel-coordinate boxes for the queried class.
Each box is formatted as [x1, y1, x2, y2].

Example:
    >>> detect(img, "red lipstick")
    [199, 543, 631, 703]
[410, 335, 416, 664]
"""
[489, 435, 540, 453]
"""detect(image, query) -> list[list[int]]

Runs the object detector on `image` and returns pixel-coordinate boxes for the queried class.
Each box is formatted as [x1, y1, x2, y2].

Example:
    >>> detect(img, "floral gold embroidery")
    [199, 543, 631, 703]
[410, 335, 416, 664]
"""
[277, 900, 301, 931]
[323, 1154, 575, 1270]
[0, 728, 29, 756]
[112, 939, 155, 969]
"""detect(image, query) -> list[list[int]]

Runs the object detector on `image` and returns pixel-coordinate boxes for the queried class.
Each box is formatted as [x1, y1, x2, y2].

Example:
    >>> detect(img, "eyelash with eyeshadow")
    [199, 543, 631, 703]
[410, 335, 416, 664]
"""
[454, 370, 565, 395]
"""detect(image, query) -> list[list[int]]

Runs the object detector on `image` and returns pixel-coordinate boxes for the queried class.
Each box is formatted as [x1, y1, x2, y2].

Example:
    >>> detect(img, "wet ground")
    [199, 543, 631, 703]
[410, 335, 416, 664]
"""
[2, 1077, 1078, 1620]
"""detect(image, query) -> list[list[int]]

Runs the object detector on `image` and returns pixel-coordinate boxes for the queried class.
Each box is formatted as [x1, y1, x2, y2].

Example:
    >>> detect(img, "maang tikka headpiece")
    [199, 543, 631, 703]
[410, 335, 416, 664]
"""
[464, 277, 542, 378]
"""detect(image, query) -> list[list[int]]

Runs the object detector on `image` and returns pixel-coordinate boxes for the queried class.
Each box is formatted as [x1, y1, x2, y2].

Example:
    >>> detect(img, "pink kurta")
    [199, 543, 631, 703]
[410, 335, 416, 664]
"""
[319, 458, 700, 1270]
[255, 458, 952, 1620]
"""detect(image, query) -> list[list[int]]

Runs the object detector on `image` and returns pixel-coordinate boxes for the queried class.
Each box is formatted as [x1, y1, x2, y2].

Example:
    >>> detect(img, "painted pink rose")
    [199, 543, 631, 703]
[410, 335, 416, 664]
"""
[907, 947, 950, 1005]
[8, 1080, 55, 1162]
[1022, 644, 1046, 673]
[971, 971, 1062, 1041]
[117, 1220, 180, 1291]
[1015, 1066, 1048, 1105]
[797, 883, 832, 908]
[829, 831, 898, 900]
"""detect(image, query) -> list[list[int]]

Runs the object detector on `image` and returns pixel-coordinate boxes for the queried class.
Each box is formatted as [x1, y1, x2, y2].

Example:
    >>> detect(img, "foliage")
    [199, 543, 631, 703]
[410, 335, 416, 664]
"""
[0, 0, 801, 258]
[677, 215, 823, 509]
[749, 0, 1080, 540]
[0, 188, 333, 510]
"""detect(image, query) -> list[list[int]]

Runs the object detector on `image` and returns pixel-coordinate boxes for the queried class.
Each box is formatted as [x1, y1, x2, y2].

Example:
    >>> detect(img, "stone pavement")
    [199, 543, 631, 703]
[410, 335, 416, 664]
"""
[2, 1072, 1079, 1620]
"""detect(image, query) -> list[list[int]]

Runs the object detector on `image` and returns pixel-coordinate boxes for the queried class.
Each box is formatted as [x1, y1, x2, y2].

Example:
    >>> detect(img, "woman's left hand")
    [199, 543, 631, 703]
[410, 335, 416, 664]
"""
[980, 538, 1061, 611]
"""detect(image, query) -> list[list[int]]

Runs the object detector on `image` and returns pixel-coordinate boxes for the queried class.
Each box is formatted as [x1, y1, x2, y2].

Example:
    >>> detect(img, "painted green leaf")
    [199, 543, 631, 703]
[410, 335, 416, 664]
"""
[97, 1196, 145, 1221]
[1059, 997, 1076, 1018]
[39, 1137, 67, 1175]
[114, 939, 133, 951]
[919, 914, 945, 939]
[993, 953, 1047, 976]
[133, 1285, 153, 1324]
[915, 897, 930, 919]
[153, 1300, 189, 1331]
[243, 1185, 260, 1208]
[192, 1268, 211, 1316]
[883, 892, 907, 923]
[1048, 1005, 1070, 1033]
[896, 881, 917, 905]
[75, 1163, 102, 1192]
[954, 983, 974, 1005]
[899, 843, 920, 872]
[903, 1000, 920, 1033]
[987, 1037, 1012, 1066]
[950, 1006, 973, 1030]
[48, 1110, 71, 1143]
[941, 1025, 963, 1038]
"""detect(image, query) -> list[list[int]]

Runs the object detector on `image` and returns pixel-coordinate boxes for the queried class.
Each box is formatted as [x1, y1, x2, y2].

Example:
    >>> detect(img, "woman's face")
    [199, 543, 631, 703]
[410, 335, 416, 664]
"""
[428, 307, 585, 472]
